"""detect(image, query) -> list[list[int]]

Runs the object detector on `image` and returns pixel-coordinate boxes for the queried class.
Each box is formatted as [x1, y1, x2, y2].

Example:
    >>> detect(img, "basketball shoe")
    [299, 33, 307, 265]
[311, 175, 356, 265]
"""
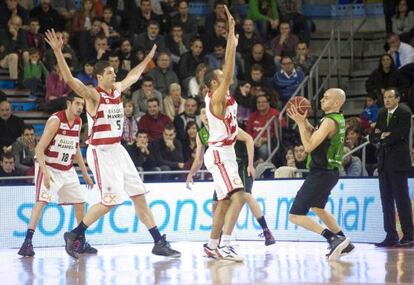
[152, 234, 181, 257]
[64, 232, 81, 259]
[259, 229, 276, 246]
[215, 245, 244, 262]
[203, 243, 219, 258]
[18, 240, 35, 257]
[326, 235, 350, 261]
[340, 243, 355, 256]
[76, 236, 98, 254]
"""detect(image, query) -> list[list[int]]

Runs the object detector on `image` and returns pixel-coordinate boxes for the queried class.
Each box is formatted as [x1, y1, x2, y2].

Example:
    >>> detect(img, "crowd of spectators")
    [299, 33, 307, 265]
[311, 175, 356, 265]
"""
[0, 0, 316, 180]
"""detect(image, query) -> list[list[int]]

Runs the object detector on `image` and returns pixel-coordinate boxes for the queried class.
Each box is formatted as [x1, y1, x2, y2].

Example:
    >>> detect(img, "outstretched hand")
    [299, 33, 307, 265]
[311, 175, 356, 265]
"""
[44, 29, 63, 51]
[247, 165, 256, 180]
[147, 44, 157, 60]
[224, 5, 235, 29]
[287, 104, 308, 123]
[83, 174, 94, 189]
[224, 5, 238, 46]
[185, 174, 194, 190]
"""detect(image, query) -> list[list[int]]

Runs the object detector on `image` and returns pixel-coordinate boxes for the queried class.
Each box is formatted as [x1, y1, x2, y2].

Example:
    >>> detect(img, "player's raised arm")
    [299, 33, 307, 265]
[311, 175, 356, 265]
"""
[210, 5, 238, 116]
[115, 44, 157, 92]
[237, 128, 255, 179]
[35, 118, 60, 189]
[44, 29, 99, 104]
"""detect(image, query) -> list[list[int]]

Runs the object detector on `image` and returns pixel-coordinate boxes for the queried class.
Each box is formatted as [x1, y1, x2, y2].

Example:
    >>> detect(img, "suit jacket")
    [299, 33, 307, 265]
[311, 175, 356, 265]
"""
[369, 105, 412, 172]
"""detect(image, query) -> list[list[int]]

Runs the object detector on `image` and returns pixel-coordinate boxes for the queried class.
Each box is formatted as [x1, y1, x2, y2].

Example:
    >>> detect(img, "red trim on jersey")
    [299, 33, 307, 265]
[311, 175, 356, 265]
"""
[96, 110, 105, 119]
[101, 97, 121, 105]
[35, 170, 43, 201]
[92, 149, 103, 194]
[88, 100, 102, 144]
[223, 117, 231, 136]
[96, 86, 115, 97]
[213, 150, 233, 192]
[97, 87, 121, 104]
[226, 96, 236, 106]
[90, 137, 121, 145]
[209, 136, 237, 147]
[44, 150, 59, 158]
[92, 124, 112, 132]
[45, 162, 73, 171]
[62, 111, 81, 129]
[59, 202, 85, 206]
[56, 129, 79, 137]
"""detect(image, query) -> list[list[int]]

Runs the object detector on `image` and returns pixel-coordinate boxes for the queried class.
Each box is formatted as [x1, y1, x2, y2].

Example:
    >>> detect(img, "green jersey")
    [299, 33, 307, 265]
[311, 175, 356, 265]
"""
[198, 127, 209, 146]
[307, 113, 345, 170]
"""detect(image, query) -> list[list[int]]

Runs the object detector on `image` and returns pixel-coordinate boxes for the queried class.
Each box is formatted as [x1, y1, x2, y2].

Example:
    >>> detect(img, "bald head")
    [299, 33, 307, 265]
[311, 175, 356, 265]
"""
[321, 88, 346, 113]
[328, 88, 346, 105]
[0, 100, 12, 121]
[9, 15, 22, 27]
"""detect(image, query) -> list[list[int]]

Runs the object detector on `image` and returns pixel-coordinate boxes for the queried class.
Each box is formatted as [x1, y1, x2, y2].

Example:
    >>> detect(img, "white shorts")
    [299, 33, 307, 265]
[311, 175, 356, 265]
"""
[35, 163, 85, 205]
[204, 146, 244, 200]
[87, 143, 147, 206]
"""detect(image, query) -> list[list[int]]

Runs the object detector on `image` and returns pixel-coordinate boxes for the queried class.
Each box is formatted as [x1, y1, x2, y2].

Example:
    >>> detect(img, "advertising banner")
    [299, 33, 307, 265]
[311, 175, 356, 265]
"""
[1, 178, 413, 248]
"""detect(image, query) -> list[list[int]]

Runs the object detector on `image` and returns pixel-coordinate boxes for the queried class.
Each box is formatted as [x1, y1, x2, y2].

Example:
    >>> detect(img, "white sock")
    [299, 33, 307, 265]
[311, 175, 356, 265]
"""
[220, 235, 231, 247]
[207, 239, 219, 249]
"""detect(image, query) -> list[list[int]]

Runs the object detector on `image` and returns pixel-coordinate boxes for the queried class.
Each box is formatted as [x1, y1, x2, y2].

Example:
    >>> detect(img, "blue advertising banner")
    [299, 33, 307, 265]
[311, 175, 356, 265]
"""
[1, 179, 413, 248]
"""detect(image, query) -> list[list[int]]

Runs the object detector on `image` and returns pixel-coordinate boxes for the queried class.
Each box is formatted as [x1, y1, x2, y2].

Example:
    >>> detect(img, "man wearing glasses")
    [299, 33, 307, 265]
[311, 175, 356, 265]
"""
[273, 56, 305, 106]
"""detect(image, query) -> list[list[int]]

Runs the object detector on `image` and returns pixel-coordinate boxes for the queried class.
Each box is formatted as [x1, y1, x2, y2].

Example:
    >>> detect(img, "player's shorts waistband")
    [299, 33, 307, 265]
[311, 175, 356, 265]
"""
[87, 142, 121, 150]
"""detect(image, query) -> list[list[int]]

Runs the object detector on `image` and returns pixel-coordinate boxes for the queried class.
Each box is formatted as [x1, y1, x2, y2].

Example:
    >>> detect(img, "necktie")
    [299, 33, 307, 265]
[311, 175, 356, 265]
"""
[387, 112, 392, 126]
[395, 51, 401, 68]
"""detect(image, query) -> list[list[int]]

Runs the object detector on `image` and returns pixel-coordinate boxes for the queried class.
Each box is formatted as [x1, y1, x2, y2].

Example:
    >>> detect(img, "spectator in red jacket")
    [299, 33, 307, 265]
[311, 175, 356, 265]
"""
[246, 94, 281, 161]
[138, 98, 171, 143]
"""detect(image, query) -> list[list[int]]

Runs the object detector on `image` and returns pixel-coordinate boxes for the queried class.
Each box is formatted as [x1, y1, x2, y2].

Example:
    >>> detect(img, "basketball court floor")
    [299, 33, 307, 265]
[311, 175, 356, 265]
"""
[1, 241, 413, 284]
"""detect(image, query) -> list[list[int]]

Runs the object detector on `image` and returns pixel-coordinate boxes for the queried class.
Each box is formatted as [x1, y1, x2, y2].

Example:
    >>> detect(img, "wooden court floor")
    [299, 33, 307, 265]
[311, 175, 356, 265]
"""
[1, 241, 413, 284]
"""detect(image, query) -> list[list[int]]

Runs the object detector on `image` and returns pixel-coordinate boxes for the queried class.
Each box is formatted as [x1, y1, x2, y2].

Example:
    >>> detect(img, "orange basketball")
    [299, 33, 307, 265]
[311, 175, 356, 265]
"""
[286, 96, 311, 116]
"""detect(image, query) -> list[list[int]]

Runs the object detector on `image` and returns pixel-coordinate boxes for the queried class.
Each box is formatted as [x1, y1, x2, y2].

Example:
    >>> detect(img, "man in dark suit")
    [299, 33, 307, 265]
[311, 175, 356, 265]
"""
[370, 88, 414, 247]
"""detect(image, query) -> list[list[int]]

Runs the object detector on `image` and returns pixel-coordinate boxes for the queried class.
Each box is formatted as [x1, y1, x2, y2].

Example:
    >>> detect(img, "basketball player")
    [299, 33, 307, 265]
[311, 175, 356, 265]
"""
[45, 30, 180, 259]
[186, 105, 276, 247]
[199, 6, 249, 262]
[18, 93, 96, 257]
[287, 89, 354, 261]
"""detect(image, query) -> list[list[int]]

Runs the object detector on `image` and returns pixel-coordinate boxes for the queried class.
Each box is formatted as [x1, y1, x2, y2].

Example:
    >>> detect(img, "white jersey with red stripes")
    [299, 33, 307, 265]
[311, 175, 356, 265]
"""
[205, 90, 238, 147]
[44, 111, 81, 171]
[87, 87, 124, 146]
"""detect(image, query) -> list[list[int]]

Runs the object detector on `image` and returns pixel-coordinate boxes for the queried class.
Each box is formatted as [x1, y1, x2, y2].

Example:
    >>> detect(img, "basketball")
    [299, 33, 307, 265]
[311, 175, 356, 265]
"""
[287, 96, 311, 116]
